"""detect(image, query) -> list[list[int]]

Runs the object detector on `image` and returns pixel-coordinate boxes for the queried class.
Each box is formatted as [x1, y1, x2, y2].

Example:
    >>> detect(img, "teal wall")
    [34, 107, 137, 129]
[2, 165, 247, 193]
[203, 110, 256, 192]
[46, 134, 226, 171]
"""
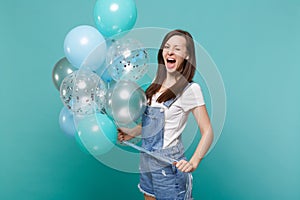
[1, 0, 299, 199]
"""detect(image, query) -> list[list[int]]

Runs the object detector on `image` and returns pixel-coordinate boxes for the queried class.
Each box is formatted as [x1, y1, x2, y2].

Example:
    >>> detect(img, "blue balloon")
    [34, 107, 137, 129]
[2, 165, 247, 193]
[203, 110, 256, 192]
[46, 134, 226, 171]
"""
[64, 25, 107, 70]
[59, 107, 76, 137]
[100, 67, 113, 83]
[94, 61, 113, 83]
[74, 129, 92, 155]
[94, 0, 137, 37]
[76, 113, 117, 155]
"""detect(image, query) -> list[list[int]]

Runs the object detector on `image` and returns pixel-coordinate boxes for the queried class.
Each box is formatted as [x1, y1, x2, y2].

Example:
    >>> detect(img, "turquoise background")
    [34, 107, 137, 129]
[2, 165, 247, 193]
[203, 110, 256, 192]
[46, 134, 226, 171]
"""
[1, 0, 299, 199]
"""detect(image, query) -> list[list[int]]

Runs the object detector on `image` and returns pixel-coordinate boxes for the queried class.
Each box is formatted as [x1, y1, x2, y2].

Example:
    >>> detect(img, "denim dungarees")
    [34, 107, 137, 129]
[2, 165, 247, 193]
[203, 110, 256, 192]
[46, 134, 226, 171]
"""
[138, 83, 193, 200]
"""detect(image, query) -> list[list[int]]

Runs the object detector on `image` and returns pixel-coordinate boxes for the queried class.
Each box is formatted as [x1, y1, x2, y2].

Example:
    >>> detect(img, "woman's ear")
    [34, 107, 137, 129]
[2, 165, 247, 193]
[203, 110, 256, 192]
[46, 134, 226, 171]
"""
[186, 55, 189, 59]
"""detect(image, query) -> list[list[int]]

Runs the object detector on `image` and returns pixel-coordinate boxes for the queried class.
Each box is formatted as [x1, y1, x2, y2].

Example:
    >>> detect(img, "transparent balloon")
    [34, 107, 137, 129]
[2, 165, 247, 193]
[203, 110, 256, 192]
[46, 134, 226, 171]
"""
[106, 38, 149, 81]
[105, 80, 147, 126]
[60, 70, 107, 115]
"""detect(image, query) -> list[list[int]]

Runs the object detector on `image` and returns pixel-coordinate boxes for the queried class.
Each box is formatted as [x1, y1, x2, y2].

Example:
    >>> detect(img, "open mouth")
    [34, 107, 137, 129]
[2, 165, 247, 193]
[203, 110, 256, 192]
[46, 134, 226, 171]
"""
[166, 57, 176, 69]
[167, 58, 176, 64]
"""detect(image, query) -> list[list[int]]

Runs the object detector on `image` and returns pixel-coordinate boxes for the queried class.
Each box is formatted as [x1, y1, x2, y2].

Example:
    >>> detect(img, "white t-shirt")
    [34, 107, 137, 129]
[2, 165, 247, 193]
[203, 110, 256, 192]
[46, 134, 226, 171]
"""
[150, 83, 205, 148]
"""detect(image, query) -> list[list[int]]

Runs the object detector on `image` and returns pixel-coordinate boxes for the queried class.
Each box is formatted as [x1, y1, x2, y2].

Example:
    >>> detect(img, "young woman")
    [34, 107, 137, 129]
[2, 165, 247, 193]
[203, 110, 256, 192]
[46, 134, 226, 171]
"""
[118, 29, 214, 200]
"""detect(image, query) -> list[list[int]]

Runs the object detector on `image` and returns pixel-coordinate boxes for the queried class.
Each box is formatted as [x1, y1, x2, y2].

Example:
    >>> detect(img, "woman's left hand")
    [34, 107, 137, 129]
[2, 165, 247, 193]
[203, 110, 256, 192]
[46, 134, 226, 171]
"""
[175, 159, 198, 173]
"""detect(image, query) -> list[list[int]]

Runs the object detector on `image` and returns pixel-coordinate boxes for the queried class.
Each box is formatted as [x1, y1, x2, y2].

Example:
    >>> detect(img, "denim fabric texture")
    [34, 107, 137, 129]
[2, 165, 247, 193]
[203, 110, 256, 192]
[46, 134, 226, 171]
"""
[139, 83, 193, 199]
[139, 143, 188, 200]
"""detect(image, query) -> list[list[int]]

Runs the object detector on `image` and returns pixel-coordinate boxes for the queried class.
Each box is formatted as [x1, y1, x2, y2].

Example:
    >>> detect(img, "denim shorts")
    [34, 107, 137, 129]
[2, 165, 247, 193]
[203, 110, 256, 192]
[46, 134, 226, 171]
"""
[138, 142, 189, 200]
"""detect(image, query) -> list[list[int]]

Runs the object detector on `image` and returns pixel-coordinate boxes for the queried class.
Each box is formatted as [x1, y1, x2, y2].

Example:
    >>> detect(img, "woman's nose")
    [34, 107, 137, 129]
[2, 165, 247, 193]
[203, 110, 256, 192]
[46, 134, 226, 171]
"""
[167, 48, 174, 55]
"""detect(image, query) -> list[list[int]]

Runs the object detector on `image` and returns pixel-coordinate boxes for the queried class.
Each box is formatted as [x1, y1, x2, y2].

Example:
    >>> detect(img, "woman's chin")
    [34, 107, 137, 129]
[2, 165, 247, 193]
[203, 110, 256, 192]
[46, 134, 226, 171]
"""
[166, 67, 177, 73]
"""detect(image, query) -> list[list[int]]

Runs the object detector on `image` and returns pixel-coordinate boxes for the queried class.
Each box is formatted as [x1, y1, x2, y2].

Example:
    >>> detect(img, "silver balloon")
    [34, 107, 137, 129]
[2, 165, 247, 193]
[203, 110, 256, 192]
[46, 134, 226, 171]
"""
[60, 70, 107, 115]
[107, 38, 149, 81]
[106, 80, 147, 125]
[52, 57, 77, 91]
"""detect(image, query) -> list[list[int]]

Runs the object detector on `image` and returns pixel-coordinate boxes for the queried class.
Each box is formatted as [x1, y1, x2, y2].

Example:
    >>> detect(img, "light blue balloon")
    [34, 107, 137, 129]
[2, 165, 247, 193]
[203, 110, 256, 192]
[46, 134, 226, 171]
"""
[64, 25, 107, 70]
[100, 67, 113, 83]
[74, 129, 92, 155]
[94, 62, 113, 83]
[59, 107, 76, 137]
[94, 0, 137, 37]
[76, 113, 117, 156]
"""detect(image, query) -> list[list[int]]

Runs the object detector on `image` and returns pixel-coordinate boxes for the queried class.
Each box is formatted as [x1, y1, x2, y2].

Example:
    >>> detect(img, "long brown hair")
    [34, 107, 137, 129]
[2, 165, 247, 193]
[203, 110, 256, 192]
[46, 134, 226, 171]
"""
[146, 29, 196, 104]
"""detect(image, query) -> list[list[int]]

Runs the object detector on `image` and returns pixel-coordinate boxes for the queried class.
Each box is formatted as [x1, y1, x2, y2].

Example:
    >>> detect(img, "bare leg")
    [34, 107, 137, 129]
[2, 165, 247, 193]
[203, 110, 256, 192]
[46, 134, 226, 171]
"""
[144, 194, 156, 200]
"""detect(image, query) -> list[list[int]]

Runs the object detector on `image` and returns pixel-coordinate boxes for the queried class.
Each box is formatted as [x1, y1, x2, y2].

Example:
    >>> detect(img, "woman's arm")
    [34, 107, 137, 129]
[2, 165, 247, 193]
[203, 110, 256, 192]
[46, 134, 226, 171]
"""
[176, 105, 214, 172]
[117, 124, 142, 142]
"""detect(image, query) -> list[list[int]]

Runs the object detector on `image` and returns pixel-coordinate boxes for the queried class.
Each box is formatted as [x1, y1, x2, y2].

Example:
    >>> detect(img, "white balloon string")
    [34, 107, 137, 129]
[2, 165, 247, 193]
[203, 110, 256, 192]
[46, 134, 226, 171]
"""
[185, 173, 193, 200]
[122, 141, 193, 200]
[122, 141, 177, 164]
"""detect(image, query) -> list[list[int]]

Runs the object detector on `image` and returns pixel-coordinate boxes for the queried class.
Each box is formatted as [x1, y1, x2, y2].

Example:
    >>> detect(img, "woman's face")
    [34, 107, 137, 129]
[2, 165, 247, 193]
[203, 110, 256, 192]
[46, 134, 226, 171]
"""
[162, 35, 188, 73]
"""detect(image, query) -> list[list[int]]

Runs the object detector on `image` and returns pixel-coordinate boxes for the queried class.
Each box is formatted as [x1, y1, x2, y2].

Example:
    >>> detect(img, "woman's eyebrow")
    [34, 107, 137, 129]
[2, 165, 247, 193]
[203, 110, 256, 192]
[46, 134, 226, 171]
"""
[165, 43, 183, 47]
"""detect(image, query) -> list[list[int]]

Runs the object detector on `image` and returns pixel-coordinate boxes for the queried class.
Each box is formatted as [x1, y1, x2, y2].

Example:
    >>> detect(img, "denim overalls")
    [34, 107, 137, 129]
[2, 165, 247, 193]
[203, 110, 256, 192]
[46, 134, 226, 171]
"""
[138, 83, 193, 200]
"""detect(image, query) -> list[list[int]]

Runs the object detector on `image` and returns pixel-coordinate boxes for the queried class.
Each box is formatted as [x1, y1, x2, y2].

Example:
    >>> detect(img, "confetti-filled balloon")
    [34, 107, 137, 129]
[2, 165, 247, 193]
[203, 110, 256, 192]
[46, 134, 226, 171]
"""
[52, 57, 77, 91]
[107, 39, 149, 81]
[105, 80, 147, 125]
[94, 0, 137, 37]
[60, 70, 107, 115]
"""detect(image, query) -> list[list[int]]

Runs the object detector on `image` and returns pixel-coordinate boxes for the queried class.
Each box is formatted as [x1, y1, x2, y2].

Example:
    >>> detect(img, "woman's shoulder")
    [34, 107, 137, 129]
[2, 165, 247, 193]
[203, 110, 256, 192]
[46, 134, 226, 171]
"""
[181, 82, 205, 101]
[177, 82, 205, 111]
[184, 82, 202, 94]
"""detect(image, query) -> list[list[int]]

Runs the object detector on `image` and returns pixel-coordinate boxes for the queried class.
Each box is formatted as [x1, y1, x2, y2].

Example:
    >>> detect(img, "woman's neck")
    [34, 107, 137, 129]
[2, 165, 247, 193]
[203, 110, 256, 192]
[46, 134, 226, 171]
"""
[164, 73, 177, 87]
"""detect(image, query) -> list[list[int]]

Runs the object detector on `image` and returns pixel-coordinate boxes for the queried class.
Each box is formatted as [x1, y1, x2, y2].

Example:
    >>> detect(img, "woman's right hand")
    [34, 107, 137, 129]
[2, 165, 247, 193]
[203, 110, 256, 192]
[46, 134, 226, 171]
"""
[117, 127, 135, 142]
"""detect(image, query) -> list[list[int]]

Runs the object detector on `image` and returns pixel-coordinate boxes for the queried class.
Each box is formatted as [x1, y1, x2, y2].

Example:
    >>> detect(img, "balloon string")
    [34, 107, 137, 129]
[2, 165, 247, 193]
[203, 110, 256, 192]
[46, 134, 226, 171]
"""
[185, 173, 193, 200]
[122, 141, 193, 200]
[122, 141, 177, 164]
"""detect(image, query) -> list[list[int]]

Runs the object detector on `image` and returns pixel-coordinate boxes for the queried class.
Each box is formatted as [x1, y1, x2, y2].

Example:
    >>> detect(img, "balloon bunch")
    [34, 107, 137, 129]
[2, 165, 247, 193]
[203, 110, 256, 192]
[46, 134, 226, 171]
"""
[52, 0, 148, 155]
